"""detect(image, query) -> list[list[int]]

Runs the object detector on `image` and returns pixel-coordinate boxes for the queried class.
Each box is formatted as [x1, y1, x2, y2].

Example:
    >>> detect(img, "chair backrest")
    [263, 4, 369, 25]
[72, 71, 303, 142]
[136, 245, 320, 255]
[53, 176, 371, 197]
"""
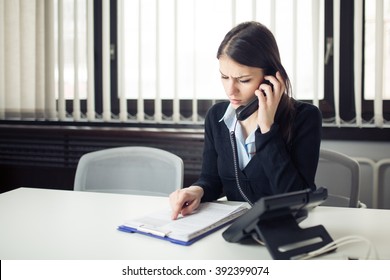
[315, 148, 360, 207]
[74, 146, 184, 196]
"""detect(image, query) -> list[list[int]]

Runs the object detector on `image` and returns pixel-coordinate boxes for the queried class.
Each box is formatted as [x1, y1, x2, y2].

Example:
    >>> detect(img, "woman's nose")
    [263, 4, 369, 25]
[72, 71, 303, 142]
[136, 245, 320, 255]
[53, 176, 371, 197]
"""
[226, 80, 238, 95]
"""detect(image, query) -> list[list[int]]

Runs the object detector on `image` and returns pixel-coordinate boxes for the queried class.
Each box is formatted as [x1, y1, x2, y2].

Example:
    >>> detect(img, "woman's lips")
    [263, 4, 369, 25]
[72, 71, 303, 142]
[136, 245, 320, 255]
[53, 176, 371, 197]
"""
[230, 99, 242, 106]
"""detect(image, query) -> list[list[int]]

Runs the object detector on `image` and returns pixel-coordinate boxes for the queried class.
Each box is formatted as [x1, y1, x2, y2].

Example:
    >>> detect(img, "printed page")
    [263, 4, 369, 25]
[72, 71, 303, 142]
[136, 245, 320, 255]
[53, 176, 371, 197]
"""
[123, 202, 248, 242]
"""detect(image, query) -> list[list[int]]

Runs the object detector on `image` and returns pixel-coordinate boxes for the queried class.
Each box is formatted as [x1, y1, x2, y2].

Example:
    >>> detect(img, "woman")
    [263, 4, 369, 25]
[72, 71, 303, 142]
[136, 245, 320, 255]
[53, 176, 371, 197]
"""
[170, 21, 322, 219]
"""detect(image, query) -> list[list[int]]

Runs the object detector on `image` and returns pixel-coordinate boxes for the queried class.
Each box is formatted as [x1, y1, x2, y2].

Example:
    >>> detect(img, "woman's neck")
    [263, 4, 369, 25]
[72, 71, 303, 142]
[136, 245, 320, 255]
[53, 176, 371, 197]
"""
[239, 112, 258, 139]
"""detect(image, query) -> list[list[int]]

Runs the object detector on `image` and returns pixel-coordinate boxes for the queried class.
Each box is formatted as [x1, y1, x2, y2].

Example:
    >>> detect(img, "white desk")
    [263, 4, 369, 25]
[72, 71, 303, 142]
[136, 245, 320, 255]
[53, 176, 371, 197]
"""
[1, 187, 389, 260]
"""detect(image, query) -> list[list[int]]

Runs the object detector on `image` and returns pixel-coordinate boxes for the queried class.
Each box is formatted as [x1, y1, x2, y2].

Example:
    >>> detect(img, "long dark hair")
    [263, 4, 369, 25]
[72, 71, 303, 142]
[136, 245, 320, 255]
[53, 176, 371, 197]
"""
[217, 21, 295, 145]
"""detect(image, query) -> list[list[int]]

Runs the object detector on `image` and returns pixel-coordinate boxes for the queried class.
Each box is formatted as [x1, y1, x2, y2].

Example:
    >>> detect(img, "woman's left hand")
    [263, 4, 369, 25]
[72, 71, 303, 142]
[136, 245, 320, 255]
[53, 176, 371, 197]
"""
[254, 71, 286, 133]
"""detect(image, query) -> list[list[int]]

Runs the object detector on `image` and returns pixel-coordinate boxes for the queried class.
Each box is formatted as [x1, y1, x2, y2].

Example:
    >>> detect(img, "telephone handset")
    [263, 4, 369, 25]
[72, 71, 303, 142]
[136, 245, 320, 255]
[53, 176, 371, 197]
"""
[235, 97, 258, 121]
[235, 80, 273, 121]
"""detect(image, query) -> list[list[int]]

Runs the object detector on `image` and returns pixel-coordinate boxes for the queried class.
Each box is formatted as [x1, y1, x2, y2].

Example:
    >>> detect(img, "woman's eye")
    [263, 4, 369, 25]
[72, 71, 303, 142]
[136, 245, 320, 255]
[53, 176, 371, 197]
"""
[221, 76, 228, 80]
[239, 79, 250, 83]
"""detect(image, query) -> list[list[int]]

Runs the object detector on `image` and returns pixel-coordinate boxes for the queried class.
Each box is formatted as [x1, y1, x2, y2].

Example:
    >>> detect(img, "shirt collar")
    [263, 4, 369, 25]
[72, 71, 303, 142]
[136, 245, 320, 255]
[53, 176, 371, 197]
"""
[219, 103, 237, 131]
[220, 103, 258, 143]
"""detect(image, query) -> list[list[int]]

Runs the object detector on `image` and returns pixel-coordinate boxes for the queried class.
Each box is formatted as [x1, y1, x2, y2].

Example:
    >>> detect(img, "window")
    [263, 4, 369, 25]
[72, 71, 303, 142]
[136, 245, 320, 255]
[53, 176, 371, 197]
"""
[100, 0, 390, 127]
[0, 0, 389, 133]
[121, 0, 318, 101]
[117, 0, 323, 123]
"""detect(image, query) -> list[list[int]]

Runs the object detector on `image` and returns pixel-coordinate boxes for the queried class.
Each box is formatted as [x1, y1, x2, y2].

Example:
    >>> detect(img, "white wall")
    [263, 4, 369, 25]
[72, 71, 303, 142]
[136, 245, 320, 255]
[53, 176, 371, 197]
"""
[321, 140, 390, 209]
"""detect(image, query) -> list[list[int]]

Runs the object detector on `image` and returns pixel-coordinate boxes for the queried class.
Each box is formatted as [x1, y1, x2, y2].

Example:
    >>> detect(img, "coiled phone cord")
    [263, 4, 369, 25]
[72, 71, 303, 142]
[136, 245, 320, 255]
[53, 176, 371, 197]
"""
[229, 121, 254, 207]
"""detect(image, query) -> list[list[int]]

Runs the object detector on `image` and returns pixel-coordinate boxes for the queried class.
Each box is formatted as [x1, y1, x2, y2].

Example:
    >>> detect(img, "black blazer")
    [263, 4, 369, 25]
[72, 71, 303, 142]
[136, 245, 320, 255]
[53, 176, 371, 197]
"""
[193, 100, 322, 203]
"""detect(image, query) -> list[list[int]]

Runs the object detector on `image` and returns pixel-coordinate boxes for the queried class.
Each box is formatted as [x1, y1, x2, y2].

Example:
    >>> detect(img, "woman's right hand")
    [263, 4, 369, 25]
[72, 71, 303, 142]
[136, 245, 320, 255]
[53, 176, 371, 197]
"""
[169, 186, 204, 220]
[255, 71, 286, 133]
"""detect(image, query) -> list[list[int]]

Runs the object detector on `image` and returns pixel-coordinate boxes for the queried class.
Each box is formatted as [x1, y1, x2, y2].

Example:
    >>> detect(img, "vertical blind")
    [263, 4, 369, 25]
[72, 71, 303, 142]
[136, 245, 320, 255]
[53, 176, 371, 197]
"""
[363, 0, 390, 127]
[0, 0, 389, 128]
[119, 0, 323, 123]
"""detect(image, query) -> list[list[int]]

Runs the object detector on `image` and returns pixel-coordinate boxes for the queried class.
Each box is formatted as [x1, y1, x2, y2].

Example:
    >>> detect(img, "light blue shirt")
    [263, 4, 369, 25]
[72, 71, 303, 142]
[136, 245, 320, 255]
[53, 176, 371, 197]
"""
[219, 104, 257, 170]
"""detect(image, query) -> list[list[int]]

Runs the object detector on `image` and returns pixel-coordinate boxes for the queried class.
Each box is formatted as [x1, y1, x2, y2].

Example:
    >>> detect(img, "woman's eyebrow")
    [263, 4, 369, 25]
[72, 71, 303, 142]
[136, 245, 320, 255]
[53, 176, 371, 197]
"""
[219, 70, 252, 79]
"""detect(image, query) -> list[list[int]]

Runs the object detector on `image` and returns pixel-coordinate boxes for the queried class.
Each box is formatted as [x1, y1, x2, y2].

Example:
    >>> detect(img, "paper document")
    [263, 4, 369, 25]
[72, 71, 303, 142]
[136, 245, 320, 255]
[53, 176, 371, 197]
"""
[118, 202, 248, 245]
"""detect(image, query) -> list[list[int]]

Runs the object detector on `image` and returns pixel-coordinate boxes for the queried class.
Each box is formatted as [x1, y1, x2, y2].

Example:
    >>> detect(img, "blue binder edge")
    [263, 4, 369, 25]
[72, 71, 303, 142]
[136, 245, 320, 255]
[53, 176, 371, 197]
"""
[117, 217, 240, 246]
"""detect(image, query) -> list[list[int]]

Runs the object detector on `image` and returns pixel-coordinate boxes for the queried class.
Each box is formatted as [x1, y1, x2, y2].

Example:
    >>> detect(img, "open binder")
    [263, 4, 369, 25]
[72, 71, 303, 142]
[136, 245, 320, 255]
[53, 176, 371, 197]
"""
[118, 202, 248, 246]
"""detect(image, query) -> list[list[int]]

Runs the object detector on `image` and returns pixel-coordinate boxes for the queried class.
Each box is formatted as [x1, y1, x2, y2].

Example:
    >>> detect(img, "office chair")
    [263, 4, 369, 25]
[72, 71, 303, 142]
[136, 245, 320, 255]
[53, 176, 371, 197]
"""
[74, 146, 184, 196]
[375, 158, 390, 209]
[315, 148, 362, 208]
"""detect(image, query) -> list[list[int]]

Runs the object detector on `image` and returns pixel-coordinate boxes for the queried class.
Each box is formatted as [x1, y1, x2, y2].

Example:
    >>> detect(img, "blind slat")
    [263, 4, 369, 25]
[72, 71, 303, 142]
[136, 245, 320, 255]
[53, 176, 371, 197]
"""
[354, 0, 363, 127]
[172, 0, 180, 123]
[44, 0, 57, 120]
[57, 0, 66, 120]
[0, 0, 4, 118]
[155, 0, 162, 122]
[192, 0, 198, 123]
[312, 0, 321, 107]
[292, 0, 297, 97]
[73, 0, 81, 121]
[4, 0, 20, 119]
[20, 0, 36, 119]
[35, 0, 45, 119]
[87, 0, 95, 121]
[375, 0, 384, 127]
[137, 0, 144, 122]
[333, 0, 341, 126]
[117, 0, 127, 121]
[102, 0, 111, 121]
